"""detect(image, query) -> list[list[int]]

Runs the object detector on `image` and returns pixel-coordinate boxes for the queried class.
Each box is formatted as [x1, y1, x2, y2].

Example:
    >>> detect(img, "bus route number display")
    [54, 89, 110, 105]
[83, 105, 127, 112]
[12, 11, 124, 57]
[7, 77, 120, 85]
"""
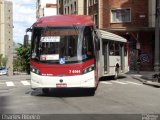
[41, 36, 60, 42]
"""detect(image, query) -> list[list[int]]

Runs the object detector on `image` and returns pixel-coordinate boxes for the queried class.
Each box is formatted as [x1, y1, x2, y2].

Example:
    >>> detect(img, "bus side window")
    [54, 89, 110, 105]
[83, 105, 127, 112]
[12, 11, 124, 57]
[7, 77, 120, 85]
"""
[109, 42, 115, 55]
[124, 43, 127, 56]
[115, 43, 120, 56]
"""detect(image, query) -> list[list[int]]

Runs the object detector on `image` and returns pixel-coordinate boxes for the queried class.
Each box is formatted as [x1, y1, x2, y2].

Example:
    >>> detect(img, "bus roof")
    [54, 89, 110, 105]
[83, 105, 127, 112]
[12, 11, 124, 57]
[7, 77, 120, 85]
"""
[97, 30, 127, 43]
[33, 15, 94, 27]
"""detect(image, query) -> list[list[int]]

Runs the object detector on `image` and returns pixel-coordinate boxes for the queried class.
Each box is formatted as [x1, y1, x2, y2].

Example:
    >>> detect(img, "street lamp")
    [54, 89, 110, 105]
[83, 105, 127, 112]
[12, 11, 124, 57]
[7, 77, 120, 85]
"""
[154, 0, 160, 72]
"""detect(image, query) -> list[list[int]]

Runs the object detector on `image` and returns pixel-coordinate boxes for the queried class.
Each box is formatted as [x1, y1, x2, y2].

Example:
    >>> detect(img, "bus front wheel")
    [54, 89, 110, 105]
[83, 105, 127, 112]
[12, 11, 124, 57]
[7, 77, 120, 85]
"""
[87, 88, 96, 96]
[42, 88, 50, 94]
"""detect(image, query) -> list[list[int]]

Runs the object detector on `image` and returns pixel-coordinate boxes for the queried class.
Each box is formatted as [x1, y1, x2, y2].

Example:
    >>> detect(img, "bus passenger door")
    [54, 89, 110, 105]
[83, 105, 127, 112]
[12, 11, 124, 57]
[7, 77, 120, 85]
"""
[120, 43, 125, 72]
[103, 41, 109, 74]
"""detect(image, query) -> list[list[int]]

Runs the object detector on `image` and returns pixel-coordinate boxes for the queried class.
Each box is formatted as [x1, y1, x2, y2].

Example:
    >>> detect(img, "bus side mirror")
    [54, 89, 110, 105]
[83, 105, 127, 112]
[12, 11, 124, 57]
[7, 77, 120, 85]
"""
[26, 28, 32, 32]
[24, 34, 29, 47]
[24, 28, 32, 47]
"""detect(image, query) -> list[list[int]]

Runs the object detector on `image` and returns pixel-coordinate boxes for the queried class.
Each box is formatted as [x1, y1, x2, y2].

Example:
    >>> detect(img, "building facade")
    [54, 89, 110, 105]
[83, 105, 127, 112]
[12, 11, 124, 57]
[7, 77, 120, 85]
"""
[57, 0, 85, 15]
[0, 0, 13, 75]
[88, 0, 155, 71]
[36, 0, 58, 19]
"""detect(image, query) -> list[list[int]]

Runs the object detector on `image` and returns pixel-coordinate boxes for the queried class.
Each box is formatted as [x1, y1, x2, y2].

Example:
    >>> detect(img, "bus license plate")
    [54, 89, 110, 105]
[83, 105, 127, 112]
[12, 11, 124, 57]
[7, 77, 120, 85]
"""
[56, 83, 67, 88]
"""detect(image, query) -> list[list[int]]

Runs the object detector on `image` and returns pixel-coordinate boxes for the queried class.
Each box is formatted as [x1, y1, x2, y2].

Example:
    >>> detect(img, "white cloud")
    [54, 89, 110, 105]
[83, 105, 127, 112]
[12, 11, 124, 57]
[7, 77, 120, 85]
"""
[13, 0, 36, 43]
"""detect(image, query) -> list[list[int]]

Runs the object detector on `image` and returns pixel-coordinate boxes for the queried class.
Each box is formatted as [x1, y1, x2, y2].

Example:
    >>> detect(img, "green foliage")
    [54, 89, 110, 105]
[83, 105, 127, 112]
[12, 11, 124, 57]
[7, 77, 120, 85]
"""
[0, 54, 2, 66]
[14, 44, 31, 74]
[0, 54, 8, 67]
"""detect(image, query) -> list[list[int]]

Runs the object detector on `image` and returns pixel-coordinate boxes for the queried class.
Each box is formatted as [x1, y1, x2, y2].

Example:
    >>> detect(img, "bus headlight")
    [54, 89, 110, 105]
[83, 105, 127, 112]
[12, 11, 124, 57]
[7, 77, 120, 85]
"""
[30, 66, 41, 75]
[82, 64, 95, 74]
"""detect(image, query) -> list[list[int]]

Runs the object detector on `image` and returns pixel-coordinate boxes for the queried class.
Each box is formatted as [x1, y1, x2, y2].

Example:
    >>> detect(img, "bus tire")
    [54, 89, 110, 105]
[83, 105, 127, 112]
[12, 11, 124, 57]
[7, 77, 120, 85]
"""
[42, 88, 50, 94]
[88, 88, 96, 96]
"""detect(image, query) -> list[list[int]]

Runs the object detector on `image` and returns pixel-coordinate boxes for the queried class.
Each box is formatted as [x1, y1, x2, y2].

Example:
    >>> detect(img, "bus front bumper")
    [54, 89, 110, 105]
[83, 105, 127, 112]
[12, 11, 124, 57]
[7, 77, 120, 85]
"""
[31, 71, 96, 89]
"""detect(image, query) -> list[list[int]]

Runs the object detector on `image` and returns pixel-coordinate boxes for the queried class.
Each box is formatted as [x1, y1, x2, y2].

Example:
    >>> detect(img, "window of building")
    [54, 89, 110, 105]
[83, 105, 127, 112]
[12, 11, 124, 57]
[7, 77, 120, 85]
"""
[65, 8, 67, 14]
[71, 4, 73, 14]
[46, 4, 56, 8]
[111, 8, 131, 23]
[94, 0, 98, 4]
[94, 14, 98, 28]
[68, 6, 69, 14]
[89, 0, 94, 6]
[74, 2, 77, 14]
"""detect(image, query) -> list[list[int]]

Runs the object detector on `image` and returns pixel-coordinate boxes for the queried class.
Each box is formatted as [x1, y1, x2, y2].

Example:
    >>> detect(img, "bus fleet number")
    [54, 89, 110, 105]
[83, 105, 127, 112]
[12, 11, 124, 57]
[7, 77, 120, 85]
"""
[69, 70, 81, 74]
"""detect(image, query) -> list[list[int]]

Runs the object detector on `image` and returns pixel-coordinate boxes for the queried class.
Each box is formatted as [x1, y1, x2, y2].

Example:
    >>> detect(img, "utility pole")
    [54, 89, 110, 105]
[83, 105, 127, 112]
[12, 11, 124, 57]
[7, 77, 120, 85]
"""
[154, 0, 160, 72]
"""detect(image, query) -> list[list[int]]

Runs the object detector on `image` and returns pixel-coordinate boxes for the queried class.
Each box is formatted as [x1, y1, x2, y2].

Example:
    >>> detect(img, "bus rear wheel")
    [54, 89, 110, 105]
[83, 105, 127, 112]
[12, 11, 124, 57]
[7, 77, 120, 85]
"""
[42, 88, 50, 94]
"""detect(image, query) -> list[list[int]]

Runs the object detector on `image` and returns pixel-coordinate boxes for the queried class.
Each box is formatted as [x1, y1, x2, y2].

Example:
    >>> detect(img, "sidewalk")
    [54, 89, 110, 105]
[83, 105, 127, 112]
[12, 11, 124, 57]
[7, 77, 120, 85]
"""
[127, 71, 160, 87]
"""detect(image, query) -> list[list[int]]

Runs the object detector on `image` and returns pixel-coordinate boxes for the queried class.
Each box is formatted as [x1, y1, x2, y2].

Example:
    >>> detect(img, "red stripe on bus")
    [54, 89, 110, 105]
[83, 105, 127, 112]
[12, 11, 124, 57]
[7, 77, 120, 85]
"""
[30, 59, 94, 76]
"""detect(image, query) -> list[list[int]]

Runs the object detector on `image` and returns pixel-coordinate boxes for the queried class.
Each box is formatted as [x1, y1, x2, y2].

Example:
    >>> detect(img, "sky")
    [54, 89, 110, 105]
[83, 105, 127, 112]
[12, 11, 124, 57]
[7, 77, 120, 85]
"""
[13, 0, 36, 44]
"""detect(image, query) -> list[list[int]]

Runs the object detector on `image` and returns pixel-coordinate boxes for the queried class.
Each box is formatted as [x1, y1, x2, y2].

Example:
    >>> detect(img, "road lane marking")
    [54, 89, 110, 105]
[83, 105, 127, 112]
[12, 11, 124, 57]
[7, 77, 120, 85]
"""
[111, 81, 127, 84]
[126, 81, 142, 86]
[134, 75, 142, 77]
[101, 81, 112, 85]
[6, 81, 15, 87]
[21, 81, 31, 86]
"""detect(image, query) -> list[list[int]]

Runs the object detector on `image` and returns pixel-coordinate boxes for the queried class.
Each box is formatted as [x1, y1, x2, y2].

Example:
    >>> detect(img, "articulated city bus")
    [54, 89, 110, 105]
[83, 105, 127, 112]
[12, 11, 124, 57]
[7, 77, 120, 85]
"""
[25, 15, 128, 95]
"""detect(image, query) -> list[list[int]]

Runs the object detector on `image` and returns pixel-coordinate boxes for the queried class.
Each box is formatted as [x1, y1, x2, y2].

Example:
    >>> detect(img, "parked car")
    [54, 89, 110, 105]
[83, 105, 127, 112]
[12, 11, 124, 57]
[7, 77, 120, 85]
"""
[0, 66, 8, 76]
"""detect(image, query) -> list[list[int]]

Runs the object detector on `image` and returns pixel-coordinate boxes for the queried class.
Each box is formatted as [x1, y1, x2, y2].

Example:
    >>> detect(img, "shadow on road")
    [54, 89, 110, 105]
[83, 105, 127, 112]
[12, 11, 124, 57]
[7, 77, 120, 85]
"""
[0, 96, 9, 113]
[99, 75, 126, 81]
[30, 88, 95, 97]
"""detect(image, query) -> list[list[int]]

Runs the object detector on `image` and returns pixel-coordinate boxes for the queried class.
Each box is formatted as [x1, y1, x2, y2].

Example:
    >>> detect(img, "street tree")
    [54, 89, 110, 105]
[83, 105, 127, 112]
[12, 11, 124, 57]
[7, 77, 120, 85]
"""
[14, 43, 31, 74]
[0, 54, 8, 67]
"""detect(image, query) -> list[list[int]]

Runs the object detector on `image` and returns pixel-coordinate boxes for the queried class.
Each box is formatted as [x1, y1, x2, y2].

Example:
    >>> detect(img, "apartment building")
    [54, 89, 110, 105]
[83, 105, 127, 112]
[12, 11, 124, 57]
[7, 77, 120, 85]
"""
[36, 0, 58, 19]
[0, 0, 13, 75]
[57, 0, 85, 15]
[88, 0, 155, 71]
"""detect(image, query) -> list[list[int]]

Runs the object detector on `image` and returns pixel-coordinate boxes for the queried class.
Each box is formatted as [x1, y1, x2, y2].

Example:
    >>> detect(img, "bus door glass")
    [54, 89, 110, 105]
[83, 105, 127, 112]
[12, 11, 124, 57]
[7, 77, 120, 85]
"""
[82, 27, 94, 61]
[102, 41, 109, 74]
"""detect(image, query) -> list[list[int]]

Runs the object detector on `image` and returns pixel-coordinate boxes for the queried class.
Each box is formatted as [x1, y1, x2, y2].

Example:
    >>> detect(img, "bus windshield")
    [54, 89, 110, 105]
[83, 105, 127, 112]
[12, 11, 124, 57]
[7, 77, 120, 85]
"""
[31, 26, 94, 64]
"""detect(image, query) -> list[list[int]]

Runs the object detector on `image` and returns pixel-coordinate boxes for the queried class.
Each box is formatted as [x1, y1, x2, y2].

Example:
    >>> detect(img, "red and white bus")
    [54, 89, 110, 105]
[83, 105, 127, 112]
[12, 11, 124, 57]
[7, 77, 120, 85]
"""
[26, 15, 100, 94]
[25, 15, 129, 95]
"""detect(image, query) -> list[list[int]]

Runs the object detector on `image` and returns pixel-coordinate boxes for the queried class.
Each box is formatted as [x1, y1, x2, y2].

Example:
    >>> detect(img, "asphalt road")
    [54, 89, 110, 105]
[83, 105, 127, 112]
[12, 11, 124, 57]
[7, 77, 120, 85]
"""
[0, 75, 160, 120]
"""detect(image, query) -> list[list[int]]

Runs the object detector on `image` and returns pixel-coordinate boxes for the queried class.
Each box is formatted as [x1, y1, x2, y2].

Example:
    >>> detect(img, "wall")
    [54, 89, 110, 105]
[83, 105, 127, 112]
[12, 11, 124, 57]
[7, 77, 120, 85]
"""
[149, 0, 156, 27]
[36, 0, 57, 19]
[0, 0, 13, 75]
[102, 0, 149, 29]
[99, 0, 154, 71]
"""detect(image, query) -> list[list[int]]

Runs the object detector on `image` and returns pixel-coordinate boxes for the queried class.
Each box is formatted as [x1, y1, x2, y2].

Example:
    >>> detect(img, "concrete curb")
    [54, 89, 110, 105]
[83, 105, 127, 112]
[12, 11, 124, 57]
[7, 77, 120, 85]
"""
[132, 76, 160, 88]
